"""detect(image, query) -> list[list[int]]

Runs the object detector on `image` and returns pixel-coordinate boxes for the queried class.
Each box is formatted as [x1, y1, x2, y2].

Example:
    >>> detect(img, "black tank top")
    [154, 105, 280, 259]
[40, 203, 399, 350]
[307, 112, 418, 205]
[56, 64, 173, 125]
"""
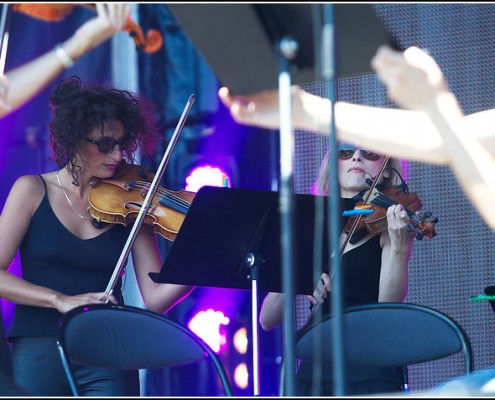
[296, 198, 402, 393]
[8, 175, 131, 338]
[332, 197, 382, 308]
[304, 197, 383, 326]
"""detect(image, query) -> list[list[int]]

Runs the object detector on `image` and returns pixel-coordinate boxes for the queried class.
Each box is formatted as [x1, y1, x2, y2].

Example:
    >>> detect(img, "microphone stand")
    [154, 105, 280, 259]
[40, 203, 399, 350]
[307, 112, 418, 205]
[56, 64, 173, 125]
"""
[321, 4, 346, 396]
[278, 35, 298, 397]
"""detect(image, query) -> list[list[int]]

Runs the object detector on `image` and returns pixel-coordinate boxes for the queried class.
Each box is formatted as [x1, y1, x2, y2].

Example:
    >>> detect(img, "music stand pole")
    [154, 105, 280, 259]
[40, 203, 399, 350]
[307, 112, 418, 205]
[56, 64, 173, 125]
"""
[278, 36, 298, 397]
[245, 253, 261, 396]
[322, 4, 346, 396]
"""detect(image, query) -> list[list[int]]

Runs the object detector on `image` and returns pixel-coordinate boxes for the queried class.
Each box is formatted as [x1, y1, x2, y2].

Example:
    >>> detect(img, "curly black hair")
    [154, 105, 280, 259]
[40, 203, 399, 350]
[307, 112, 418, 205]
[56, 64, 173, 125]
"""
[49, 76, 159, 185]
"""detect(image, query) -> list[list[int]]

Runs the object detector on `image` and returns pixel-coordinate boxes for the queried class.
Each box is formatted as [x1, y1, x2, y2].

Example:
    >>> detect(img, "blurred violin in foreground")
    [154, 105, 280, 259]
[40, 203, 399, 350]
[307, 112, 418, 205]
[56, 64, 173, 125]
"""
[12, 3, 163, 53]
[88, 163, 195, 242]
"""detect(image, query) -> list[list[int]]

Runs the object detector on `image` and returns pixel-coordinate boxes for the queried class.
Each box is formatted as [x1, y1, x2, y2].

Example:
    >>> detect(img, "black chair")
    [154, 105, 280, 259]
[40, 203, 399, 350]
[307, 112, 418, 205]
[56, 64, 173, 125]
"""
[56, 304, 234, 396]
[281, 302, 473, 395]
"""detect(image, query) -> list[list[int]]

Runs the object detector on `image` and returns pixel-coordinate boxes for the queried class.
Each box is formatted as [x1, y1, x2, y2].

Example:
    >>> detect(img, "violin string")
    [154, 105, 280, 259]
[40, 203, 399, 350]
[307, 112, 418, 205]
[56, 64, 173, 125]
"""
[160, 192, 191, 208]
[146, 186, 190, 208]
[131, 181, 191, 208]
[56, 170, 91, 221]
[373, 194, 416, 218]
[371, 195, 397, 210]
[159, 194, 191, 213]
[126, 180, 191, 209]
[373, 194, 428, 231]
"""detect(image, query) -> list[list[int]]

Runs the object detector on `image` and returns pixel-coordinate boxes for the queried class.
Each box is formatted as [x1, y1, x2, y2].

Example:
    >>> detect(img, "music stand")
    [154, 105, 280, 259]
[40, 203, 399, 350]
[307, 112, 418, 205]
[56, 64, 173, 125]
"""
[150, 186, 337, 393]
[150, 186, 337, 295]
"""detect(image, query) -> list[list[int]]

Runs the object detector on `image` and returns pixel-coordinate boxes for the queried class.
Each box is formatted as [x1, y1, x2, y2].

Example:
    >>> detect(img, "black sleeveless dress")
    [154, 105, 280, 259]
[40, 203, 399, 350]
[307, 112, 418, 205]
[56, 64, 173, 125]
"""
[8, 175, 131, 339]
[295, 197, 404, 395]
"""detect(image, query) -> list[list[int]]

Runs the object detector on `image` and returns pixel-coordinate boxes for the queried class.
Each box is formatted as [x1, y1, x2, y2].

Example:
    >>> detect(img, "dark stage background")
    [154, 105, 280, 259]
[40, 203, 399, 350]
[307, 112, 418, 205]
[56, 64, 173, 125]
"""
[0, 3, 494, 396]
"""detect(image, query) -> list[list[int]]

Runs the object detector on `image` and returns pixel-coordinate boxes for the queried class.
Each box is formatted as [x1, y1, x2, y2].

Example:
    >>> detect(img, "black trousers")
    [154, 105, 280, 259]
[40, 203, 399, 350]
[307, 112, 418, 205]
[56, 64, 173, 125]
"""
[295, 361, 404, 396]
[11, 336, 139, 396]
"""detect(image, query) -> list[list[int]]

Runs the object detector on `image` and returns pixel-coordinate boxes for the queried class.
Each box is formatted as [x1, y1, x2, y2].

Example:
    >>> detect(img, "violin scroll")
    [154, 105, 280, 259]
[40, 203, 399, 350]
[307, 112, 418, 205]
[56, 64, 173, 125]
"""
[406, 210, 439, 240]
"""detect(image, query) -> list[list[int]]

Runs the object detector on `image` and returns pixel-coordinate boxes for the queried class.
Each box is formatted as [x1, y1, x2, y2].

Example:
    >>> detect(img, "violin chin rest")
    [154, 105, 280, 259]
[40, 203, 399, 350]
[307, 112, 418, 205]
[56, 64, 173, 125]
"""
[92, 219, 108, 230]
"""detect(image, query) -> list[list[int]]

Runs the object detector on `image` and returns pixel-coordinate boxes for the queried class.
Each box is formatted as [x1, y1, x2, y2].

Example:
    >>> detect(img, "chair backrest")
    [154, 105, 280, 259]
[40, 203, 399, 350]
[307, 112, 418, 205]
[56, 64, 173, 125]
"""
[296, 302, 473, 372]
[281, 302, 473, 395]
[56, 304, 233, 396]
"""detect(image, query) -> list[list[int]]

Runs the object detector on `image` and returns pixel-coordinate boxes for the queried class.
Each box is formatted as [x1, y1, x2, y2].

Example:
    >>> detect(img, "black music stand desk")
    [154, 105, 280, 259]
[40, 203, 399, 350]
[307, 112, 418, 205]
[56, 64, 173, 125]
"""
[150, 186, 332, 295]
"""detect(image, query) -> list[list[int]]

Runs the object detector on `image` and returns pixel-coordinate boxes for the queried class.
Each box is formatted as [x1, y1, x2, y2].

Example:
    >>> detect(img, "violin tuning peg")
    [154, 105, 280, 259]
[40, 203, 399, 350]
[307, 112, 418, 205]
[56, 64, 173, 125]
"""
[424, 211, 432, 218]
[406, 224, 415, 233]
[431, 217, 439, 224]
[415, 232, 424, 240]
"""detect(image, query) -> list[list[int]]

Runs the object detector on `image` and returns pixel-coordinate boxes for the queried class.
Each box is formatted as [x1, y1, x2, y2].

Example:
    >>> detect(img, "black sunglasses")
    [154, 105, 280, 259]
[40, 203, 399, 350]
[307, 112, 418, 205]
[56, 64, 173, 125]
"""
[86, 136, 130, 154]
[338, 145, 382, 161]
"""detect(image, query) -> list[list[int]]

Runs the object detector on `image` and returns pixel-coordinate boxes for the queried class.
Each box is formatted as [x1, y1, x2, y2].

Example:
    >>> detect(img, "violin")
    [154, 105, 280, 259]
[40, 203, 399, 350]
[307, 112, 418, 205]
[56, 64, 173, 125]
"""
[12, 3, 163, 53]
[88, 163, 195, 242]
[344, 183, 439, 243]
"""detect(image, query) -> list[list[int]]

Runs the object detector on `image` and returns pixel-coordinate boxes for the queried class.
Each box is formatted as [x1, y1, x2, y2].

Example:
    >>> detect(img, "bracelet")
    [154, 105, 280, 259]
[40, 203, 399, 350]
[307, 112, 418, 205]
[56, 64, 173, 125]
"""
[54, 43, 75, 70]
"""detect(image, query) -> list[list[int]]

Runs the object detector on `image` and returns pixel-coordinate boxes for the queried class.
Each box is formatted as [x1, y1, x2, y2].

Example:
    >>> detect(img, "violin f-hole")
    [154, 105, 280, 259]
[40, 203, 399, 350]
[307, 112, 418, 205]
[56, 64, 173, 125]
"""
[125, 201, 154, 214]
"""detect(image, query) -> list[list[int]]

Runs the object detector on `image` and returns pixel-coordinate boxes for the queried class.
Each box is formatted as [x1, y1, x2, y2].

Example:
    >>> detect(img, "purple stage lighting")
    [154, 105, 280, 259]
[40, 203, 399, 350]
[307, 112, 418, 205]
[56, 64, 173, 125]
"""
[185, 163, 232, 192]
[187, 308, 230, 354]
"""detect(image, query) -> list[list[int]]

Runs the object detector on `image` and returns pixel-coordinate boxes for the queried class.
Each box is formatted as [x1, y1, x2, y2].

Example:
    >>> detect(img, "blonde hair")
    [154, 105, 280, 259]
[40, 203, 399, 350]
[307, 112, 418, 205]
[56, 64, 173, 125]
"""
[311, 149, 406, 196]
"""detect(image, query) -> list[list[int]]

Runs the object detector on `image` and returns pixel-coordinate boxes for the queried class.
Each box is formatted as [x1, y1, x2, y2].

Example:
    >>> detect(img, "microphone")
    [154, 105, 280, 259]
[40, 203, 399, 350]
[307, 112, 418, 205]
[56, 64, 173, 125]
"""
[484, 286, 495, 313]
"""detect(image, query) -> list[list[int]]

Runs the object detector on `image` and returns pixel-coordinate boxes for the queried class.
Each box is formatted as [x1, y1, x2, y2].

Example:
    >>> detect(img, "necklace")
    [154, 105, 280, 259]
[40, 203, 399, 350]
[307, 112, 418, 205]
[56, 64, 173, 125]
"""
[56, 170, 90, 221]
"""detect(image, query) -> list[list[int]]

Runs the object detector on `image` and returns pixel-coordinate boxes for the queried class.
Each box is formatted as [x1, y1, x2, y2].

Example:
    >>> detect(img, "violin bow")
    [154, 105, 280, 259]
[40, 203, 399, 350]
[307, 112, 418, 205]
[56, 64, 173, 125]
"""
[337, 155, 391, 257]
[0, 3, 12, 75]
[103, 93, 196, 300]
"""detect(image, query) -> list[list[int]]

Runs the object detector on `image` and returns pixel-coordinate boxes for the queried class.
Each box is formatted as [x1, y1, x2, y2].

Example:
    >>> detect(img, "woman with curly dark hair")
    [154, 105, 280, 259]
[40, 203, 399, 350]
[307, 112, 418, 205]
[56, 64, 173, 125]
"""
[0, 76, 194, 396]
